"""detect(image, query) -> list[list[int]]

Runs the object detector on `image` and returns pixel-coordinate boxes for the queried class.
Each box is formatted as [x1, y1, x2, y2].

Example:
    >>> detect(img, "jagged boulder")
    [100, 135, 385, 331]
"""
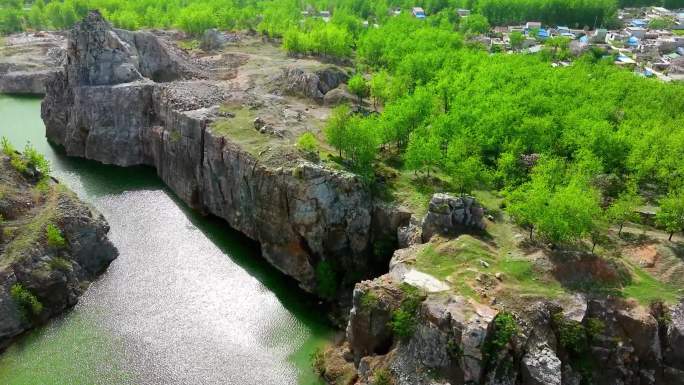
[279, 65, 348, 102]
[522, 346, 562, 385]
[347, 279, 403, 364]
[421, 194, 485, 242]
[200, 28, 226, 51]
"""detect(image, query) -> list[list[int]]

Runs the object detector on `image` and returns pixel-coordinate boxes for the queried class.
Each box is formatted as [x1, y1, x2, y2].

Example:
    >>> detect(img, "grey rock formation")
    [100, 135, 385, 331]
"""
[0, 32, 65, 95]
[522, 346, 562, 385]
[42, 12, 400, 296]
[0, 70, 58, 94]
[0, 159, 117, 350]
[346, 279, 403, 363]
[279, 65, 348, 102]
[200, 29, 227, 51]
[421, 193, 485, 242]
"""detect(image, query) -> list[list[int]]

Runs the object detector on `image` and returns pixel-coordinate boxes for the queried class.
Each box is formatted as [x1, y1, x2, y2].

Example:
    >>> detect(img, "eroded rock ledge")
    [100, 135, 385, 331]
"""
[41, 12, 401, 298]
[0, 154, 117, 350]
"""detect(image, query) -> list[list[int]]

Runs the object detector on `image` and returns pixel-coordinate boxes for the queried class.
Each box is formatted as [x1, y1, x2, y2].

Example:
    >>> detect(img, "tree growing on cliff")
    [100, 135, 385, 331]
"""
[656, 190, 684, 241]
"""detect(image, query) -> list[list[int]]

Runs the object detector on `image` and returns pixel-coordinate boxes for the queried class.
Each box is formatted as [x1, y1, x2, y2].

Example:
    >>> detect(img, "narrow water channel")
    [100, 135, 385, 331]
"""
[0, 95, 331, 385]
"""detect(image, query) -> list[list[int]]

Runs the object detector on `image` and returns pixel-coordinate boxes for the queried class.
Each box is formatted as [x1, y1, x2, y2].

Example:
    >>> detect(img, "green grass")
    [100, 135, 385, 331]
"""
[414, 235, 565, 300]
[210, 106, 271, 156]
[621, 266, 681, 305]
[177, 39, 200, 50]
[0, 189, 60, 269]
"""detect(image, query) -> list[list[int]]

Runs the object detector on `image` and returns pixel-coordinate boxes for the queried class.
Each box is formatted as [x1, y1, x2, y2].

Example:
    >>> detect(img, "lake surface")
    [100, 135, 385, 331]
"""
[0, 95, 330, 385]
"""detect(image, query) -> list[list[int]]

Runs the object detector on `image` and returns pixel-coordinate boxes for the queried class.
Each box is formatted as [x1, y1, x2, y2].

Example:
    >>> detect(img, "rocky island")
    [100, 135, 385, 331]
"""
[0, 139, 117, 350]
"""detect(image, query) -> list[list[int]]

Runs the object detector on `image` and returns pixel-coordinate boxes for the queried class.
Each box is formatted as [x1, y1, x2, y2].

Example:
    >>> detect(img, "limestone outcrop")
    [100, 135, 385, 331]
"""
[324, 241, 684, 385]
[41, 12, 401, 297]
[0, 32, 65, 95]
[422, 193, 485, 242]
[0, 154, 117, 350]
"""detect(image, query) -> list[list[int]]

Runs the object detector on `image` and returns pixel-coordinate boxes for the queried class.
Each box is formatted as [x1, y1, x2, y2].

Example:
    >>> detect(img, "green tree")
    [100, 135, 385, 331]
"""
[656, 190, 684, 241]
[324, 105, 351, 157]
[459, 14, 489, 34]
[649, 17, 675, 30]
[537, 180, 602, 245]
[348, 73, 369, 107]
[370, 70, 390, 111]
[509, 31, 524, 50]
[404, 129, 442, 177]
[606, 188, 643, 236]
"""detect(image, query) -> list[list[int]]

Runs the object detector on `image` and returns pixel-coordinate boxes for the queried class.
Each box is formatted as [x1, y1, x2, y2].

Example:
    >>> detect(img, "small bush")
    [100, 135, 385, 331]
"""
[483, 312, 518, 366]
[585, 317, 605, 341]
[315, 260, 338, 299]
[23, 143, 51, 177]
[552, 312, 588, 355]
[372, 368, 391, 385]
[1, 138, 51, 179]
[10, 283, 43, 320]
[360, 291, 379, 310]
[46, 223, 66, 249]
[390, 283, 424, 339]
[297, 132, 318, 153]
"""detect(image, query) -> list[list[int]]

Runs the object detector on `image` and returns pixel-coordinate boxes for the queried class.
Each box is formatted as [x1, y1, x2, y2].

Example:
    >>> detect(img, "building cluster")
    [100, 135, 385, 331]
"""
[484, 6, 684, 81]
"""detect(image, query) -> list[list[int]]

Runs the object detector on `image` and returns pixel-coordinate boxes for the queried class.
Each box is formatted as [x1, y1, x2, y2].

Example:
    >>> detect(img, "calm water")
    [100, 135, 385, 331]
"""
[0, 95, 330, 385]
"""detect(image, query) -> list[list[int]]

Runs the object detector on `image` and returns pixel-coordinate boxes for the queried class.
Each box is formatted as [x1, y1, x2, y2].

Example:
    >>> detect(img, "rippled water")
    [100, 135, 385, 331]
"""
[0, 95, 330, 385]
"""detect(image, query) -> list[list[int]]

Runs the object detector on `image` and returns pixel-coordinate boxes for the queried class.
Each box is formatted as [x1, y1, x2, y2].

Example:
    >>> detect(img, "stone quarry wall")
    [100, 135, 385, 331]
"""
[41, 12, 402, 296]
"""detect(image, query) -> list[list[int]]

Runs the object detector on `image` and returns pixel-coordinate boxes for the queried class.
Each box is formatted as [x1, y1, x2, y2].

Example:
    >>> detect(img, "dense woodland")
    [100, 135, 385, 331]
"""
[3, 0, 684, 35]
[2, 0, 684, 246]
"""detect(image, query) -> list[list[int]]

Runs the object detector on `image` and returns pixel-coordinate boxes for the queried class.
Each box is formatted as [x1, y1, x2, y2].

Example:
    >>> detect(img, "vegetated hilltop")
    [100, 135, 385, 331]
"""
[2, 0, 684, 37]
[0, 138, 117, 351]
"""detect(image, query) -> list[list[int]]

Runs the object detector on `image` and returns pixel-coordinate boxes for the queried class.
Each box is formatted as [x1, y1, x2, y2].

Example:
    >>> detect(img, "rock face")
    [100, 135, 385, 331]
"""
[278, 65, 348, 102]
[325, 244, 684, 385]
[200, 28, 227, 51]
[0, 156, 117, 350]
[41, 12, 399, 297]
[421, 193, 485, 242]
[0, 32, 65, 95]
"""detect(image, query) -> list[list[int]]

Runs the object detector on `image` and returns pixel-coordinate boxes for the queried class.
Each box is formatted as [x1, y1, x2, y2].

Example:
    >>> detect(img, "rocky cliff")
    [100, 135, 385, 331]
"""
[321, 251, 684, 385]
[318, 194, 684, 385]
[0, 32, 65, 95]
[41, 12, 402, 298]
[0, 150, 117, 350]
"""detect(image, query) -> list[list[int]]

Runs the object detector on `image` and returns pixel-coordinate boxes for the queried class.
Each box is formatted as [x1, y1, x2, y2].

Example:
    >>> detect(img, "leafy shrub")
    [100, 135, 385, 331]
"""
[360, 291, 379, 310]
[46, 223, 66, 248]
[483, 312, 518, 366]
[315, 260, 338, 299]
[1, 138, 51, 179]
[10, 283, 43, 320]
[585, 317, 605, 341]
[390, 283, 423, 339]
[297, 132, 318, 154]
[23, 143, 51, 177]
[552, 312, 588, 355]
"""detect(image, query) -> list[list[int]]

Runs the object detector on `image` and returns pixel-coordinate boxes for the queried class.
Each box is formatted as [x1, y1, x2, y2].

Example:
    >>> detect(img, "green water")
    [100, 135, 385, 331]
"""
[0, 95, 331, 385]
